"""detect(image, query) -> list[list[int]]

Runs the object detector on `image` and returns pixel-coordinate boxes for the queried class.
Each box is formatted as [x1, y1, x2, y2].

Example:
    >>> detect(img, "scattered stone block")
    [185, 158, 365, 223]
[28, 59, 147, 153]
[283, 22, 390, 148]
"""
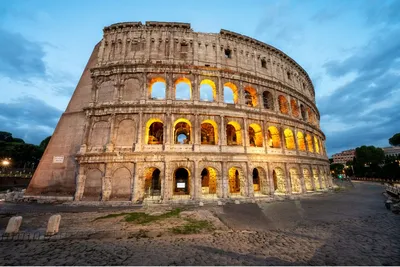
[234, 200, 240, 204]
[5, 216, 22, 235]
[199, 201, 204, 207]
[217, 201, 223, 206]
[46, 214, 61, 236]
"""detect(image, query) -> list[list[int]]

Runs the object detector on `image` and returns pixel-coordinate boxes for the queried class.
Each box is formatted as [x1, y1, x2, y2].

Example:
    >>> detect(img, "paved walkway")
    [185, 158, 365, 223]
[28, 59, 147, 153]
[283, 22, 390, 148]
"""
[1, 182, 399, 265]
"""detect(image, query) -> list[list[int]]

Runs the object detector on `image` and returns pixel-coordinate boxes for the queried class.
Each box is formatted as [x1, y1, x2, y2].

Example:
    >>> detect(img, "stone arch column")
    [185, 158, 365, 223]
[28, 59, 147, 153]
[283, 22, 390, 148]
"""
[284, 163, 292, 194]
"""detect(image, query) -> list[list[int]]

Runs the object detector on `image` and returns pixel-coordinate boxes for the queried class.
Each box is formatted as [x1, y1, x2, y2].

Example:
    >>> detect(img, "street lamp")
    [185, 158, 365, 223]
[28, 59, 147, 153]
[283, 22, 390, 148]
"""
[2, 159, 10, 166]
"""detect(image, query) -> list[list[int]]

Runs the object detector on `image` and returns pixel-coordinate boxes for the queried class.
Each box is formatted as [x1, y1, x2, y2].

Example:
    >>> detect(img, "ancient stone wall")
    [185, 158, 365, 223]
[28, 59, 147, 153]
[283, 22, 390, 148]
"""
[26, 22, 330, 202]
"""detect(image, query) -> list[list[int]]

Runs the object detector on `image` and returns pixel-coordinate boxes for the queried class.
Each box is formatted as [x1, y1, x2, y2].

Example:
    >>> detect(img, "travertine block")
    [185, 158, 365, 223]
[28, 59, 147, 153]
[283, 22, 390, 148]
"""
[46, 214, 61, 236]
[5, 216, 22, 235]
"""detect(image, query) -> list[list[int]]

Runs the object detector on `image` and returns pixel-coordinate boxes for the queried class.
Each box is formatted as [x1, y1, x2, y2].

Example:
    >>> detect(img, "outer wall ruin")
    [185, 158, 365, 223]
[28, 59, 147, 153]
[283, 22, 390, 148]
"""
[26, 21, 330, 203]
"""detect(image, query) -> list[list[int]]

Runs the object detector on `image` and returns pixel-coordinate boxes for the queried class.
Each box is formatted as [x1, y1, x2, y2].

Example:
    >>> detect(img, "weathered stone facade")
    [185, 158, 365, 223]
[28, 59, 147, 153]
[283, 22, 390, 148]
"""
[26, 21, 330, 203]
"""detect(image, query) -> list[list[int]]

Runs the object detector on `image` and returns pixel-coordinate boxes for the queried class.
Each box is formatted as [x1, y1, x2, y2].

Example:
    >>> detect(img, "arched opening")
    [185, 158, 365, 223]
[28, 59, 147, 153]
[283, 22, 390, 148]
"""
[252, 168, 260, 192]
[144, 168, 161, 198]
[111, 167, 132, 201]
[149, 77, 166, 100]
[314, 136, 320, 154]
[115, 119, 136, 147]
[223, 82, 238, 104]
[174, 168, 190, 195]
[199, 79, 216, 102]
[201, 120, 218, 145]
[306, 134, 314, 152]
[289, 168, 301, 193]
[278, 95, 289, 114]
[300, 104, 307, 120]
[244, 86, 257, 107]
[263, 91, 273, 110]
[228, 167, 243, 194]
[313, 168, 320, 190]
[307, 107, 313, 123]
[248, 123, 263, 147]
[284, 129, 295, 150]
[226, 121, 242, 146]
[174, 119, 192, 144]
[90, 121, 109, 148]
[296, 131, 306, 151]
[82, 169, 102, 201]
[303, 168, 313, 191]
[267, 126, 281, 148]
[291, 99, 300, 118]
[175, 77, 191, 100]
[201, 167, 217, 195]
[146, 119, 163, 144]
[273, 167, 286, 193]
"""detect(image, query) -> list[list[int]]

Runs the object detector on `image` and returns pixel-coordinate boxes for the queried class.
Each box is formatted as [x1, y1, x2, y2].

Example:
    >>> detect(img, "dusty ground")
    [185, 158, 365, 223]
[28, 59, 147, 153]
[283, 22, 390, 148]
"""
[1, 181, 399, 266]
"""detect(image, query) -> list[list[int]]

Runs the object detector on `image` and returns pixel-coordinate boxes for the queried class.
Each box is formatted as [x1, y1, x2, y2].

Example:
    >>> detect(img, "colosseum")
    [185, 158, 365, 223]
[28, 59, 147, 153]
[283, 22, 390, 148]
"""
[26, 21, 331, 203]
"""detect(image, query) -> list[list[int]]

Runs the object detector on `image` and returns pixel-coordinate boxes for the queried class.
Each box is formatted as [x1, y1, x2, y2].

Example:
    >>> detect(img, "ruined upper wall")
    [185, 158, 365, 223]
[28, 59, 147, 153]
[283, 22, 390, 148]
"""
[97, 21, 315, 102]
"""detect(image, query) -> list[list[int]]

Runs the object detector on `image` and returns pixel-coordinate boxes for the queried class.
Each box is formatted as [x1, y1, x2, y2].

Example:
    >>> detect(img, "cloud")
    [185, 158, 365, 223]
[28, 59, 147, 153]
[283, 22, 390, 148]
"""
[0, 96, 62, 144]
[320, 26, 400, 155]
[0, 28, 47, 79]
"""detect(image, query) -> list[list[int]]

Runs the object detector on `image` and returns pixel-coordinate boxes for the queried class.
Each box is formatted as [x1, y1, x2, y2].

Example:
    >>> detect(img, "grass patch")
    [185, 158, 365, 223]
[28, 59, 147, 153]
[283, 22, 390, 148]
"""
[171, 219, 214, 234]
[94, 208, 181, 224]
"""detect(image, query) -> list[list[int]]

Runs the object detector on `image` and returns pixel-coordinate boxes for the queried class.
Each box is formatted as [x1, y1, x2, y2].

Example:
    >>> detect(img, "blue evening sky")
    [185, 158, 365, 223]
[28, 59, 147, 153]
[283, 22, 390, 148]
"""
[0, 0, 399, 156]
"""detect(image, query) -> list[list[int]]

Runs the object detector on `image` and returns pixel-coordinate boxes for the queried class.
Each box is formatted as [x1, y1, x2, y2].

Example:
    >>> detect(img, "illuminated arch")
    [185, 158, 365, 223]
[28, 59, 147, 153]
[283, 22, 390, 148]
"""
[244, 86, 257, 107]
[306, 134, 314, 152]
[201, 119, 218, 145]
[303, 168, 313, 191]
[273, 167, 286, 193]
[199, 79, 216, 102]
[284, 128, 295, 150]
[145, 119, 164, 144]
[223, 82, 239, 104]
[144, 167, 162, 198]
[291, 99, 300, 117]
[148, 77, 166, 100]
[174, 118, 192, 144]
[248, 123, 263, 147]
[228, 167, 244, 195]
[278, 95, 289, 114]
[289, 168, 301, 193]
[267, 126, 281, 148]
[296, 131, 306, 151]
[314, 136, 320, 154]
[174, 77, 192, 100]
[307, 107, 313, 123]
[226, 121, 242, 145]
[201, 167, 217, 195]
[313, 168, 320, 190]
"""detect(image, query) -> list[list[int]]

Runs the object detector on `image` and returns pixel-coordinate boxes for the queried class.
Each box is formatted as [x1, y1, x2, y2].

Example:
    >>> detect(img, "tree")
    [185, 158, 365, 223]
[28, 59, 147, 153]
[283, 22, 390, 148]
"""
[39, 136, 51, 151]
[330, 163, 344, 176]
[0, 131, 13, 142]
[389, 133, 400, 146]
[329, 158, 333, 164]
[354, 146, 385, 177]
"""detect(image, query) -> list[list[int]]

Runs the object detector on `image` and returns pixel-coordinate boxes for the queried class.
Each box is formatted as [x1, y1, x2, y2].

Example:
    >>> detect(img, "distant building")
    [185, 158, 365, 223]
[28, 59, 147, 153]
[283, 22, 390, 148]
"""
[382, 146, 400, 157]
[332, 149, 355, 164]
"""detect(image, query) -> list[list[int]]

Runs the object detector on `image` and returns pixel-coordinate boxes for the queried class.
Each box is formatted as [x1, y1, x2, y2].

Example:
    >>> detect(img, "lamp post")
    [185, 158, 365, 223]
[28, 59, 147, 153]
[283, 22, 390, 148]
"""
[1, 158, 11, 175]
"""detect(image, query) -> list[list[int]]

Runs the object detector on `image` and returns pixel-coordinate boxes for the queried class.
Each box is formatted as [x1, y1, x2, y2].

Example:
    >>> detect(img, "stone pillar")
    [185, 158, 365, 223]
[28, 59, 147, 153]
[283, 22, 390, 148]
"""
[164, 112, 172, 150]
[46, 215, 61, 236]
[267, 163, 275, 195]
[74, 166, 86, 201]
[164, 161, 172, 201]
[284, 163, 292, 195]
[193, 160, 200, 200]
[217, 76, 224, 105]
[222, 161, 228, 198]
[238, 80, 244, 107]
[102, 166, 112, 201]
[281, 126, 286, 153]
[132, 163, 141, 203]
[194, 114, 200, 152]
[193, 74, 199, 104]
[243, 118, 249, 152]
[136, 112, 143, 151]
[140, 72, 147, 103]
[299, 164, 306, 193]
[82, 116, 93, 148]
[247, 163, 254, 198]
[220, 115, 226, 148]
[106, 114, 115, 152]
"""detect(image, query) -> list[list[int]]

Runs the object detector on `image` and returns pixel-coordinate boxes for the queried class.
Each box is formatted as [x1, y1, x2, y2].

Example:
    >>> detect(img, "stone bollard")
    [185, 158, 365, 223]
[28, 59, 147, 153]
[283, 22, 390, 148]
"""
[217, 201, 223, 206]
[5, 216, 22, 236]
[46, 215, 61, 236]
[234, 200, 240, 204]
[199, 201, 204, 207]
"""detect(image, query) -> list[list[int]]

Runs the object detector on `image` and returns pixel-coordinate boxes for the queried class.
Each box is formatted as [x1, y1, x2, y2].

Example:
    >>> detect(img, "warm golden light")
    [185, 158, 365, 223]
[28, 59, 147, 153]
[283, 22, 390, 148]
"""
[200, 79, 217, 101]
[224, 82, 239, 104]
[2, 160, 10, 166]
[284, 128, 295, 150]
[249, 123, 263, 147]
[296, 131, 306, 151]
[268, 126, 281, 148]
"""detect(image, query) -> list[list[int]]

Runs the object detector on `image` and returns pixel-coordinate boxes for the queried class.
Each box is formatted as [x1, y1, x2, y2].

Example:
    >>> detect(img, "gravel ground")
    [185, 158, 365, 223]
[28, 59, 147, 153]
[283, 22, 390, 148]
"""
[1, 181, 399, 266]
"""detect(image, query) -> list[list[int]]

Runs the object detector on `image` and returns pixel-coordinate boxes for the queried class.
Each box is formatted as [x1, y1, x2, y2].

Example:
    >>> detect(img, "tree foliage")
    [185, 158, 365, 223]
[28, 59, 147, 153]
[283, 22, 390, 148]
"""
[355, 146, 385, 165]
[0, 131, 50, 169]
[389, 133, 400, 146]
[39, 136, 51, 151]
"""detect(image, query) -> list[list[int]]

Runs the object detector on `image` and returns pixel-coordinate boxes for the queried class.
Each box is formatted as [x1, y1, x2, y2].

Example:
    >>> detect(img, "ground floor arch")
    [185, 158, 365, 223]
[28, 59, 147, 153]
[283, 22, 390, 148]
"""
[303, 168, 313, 191]
[110, 167, 132, 201]
[252, 167, 268, 195]
[173, 167, 190, 195]
[201, 167, 217, 196]
[273, 167, 286, 194]
[82, 168, 102, 201]
[228, 166, 246, 196]
[289, 168, 301, 193]
[144, 167, 162, 198]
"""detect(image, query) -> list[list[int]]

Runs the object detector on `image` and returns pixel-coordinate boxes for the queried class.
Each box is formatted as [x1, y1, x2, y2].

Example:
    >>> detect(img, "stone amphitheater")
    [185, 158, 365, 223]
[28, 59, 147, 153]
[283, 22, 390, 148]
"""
[26, 21, 330, 203]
